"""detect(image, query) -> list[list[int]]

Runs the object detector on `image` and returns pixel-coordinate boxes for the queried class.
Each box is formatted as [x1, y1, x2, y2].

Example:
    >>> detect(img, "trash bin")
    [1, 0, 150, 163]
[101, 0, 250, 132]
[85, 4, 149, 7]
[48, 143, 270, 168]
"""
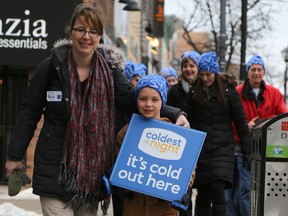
[251, 112, 288, 216]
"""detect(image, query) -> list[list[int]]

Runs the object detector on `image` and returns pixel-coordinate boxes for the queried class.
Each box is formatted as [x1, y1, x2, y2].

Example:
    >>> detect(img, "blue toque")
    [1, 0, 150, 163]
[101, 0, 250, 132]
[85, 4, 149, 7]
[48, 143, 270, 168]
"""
[246, 54, 265, 74]
[124, 60, 135, 80]
[160, 67, 178, 79]
[198, 51, 220, 74]
[135, 74, 169, 109]
[133, 63, 147, 78]
[181, 51, 201, 65]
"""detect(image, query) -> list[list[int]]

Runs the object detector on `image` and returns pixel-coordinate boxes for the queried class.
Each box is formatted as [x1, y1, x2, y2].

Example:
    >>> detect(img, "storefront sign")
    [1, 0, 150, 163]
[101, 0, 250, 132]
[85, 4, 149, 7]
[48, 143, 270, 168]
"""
[0, 0, 80, 66]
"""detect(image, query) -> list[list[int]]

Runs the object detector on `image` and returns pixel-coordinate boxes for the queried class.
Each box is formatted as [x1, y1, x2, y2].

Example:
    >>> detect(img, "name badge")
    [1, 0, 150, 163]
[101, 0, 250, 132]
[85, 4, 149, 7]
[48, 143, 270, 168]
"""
[47, 91, 62, 102]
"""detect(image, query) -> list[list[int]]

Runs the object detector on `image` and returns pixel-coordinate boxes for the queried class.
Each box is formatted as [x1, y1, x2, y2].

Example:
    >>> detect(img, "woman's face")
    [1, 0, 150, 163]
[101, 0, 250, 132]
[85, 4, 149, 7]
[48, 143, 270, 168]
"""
[70, 16, 101, 57]
[166, 76, 178, 87]
[199, 71, 216, 87]
[137, 87, 162, 119]
[181, 58, 198, 83]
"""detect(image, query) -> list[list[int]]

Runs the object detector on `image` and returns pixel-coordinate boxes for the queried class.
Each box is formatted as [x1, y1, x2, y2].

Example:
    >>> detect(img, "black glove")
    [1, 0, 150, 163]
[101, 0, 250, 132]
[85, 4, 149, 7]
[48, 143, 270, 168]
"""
[8, 170, 31, 196]
[243, 154, 252, 171]
[102, 175, 112, 196]
[171, 190, 191, 211]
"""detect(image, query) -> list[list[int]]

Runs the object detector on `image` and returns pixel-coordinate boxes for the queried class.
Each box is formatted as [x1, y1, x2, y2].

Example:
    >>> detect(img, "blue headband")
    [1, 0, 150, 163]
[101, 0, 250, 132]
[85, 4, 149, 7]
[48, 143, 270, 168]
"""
[160, 67, 178, 79]
[198, 51, 220, 74]
[181, 51, 201, 65]
[246, 54, 265, 74]
[135, 74, 169, 109]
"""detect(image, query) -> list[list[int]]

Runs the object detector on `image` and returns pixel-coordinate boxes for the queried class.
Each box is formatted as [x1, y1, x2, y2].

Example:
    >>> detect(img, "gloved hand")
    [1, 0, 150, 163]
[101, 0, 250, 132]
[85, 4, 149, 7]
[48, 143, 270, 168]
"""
[243, 154, 252, 171]
[171, 190, 191, 211]
[8, 170, 31, 196]
[102, 175, 112, 196]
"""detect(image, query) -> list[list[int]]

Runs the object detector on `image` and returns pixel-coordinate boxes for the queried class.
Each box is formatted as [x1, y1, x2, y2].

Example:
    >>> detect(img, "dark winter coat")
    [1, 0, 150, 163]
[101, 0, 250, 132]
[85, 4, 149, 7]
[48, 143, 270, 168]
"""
[184, 75, 251, 188]
[7, 40, 136, 202]
[167, 80, 188, 109]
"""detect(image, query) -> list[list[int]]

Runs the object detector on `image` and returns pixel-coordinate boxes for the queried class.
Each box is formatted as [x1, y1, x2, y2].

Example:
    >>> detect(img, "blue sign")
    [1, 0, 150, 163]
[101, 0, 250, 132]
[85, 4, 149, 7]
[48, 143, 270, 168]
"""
[110, 114, 206, 201]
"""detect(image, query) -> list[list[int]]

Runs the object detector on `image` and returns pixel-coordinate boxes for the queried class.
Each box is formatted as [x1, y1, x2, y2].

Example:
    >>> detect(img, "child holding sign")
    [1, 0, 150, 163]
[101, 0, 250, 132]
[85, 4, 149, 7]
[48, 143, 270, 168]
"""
[115, 74, 194, 216]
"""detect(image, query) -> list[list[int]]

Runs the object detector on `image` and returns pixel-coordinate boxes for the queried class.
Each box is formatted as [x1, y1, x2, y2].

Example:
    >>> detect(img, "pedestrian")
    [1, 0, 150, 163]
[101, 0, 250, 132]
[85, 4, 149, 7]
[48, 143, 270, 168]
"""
[167, 51, 200, 216]
[5, 3, 189, 216]
[159, 67, 179, 87]
[184, 51, 251, 216]
[225, 54, 287, 216]
[167, 51, 200, 110]
[115, 74, 194, 216]
[113, 60, 147, 216]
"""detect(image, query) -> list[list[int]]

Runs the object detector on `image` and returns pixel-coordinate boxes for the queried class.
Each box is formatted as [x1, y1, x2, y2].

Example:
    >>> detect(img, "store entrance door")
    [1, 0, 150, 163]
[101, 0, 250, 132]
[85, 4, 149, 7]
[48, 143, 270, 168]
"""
[0, 65, 28, 184]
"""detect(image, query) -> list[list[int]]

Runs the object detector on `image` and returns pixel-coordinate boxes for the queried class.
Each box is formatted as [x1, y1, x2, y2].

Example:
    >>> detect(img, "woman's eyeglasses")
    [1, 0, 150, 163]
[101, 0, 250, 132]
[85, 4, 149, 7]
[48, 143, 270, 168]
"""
[73, 27, 99, 38]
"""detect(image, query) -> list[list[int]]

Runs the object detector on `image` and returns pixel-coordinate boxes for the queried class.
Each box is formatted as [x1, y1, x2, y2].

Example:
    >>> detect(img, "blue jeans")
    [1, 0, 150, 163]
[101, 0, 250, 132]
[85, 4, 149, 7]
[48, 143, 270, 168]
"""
[225, 155, 250, 216]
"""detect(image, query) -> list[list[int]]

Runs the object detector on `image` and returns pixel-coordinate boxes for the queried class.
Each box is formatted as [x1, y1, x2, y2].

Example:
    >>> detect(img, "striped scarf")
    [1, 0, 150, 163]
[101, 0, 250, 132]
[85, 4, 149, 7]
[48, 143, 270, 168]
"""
[58, 49, 115, 213]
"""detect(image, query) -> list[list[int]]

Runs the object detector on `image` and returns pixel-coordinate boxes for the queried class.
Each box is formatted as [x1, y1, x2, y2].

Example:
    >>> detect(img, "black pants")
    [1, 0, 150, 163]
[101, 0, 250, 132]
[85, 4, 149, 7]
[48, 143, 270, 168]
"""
[112, 186, 126, 216]
[196, 180, 226, 208]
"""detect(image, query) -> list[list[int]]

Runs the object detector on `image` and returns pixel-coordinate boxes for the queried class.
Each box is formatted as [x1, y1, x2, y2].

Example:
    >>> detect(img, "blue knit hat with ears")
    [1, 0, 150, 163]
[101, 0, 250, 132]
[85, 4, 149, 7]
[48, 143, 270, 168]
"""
[181, 51, 201, 65]
[198, 51, 220, 74]
[246, 54, 265, 74]
[135, 74, 169, 110]
[160, 67, 178, 79]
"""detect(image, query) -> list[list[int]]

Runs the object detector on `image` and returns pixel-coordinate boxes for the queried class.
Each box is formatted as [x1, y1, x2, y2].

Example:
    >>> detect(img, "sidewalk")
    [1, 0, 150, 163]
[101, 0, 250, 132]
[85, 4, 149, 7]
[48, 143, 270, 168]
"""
[0, 185, 196, 216]
[0, 185, 113, 216]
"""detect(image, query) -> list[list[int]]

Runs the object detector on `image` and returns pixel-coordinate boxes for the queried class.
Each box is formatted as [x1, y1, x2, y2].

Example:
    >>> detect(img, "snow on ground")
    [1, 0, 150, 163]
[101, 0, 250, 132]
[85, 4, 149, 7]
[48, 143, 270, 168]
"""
[0, 203, 41, 216]
[0, 188, 42, 216]
[0, 188, 39, 200]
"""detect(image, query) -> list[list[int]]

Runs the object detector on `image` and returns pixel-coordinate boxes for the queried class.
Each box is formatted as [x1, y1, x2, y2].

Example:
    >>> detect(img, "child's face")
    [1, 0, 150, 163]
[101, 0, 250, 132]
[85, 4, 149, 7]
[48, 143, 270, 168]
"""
[137, 87, 162, 119]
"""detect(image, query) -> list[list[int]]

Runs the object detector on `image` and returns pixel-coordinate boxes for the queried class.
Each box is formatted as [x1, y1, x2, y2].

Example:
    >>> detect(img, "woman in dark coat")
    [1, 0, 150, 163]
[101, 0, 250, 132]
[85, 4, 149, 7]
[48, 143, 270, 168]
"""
[167, 51, 200, 109]
[184, 51, 251, 216]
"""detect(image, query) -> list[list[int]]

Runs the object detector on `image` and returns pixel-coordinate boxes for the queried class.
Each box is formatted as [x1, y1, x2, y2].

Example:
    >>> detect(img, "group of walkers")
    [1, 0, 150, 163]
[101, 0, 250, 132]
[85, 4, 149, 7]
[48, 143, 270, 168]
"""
[5, 3, 287, 216]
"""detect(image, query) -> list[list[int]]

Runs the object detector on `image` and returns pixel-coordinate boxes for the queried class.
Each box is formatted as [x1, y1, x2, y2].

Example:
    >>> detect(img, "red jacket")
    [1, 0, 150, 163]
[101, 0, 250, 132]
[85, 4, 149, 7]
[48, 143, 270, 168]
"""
[235, 80, 287, 144]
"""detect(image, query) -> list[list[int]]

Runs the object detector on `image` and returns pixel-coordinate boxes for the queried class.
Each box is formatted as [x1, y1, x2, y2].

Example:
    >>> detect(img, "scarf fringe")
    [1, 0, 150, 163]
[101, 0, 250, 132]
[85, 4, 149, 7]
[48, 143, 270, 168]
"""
[101, 199, 110, 215]
[64, 191, 110, 215]
[58, 163, 110, 215]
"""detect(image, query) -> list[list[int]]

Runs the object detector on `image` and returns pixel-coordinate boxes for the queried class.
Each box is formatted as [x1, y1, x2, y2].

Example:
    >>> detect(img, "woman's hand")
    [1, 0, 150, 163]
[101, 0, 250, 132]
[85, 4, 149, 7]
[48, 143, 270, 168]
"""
[175, 114, 190, 128]
[5, 160, 25, 179]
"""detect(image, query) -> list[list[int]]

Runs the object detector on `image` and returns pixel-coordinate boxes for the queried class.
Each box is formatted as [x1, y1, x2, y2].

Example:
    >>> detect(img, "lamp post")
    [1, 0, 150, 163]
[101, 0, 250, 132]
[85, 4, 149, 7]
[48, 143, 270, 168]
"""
[281, 46, 288, 104]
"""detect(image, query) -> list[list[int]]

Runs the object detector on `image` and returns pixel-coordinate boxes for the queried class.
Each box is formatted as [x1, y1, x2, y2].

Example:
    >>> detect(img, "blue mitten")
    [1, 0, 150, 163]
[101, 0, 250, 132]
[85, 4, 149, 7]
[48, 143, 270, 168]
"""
[102, 175, 112, 196]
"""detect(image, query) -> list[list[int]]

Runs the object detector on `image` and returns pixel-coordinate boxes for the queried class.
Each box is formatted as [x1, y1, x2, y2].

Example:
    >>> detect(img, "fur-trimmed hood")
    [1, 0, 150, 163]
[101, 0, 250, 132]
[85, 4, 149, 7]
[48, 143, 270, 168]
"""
[53, 38, 125, 69]
[219, 72, 239, 87]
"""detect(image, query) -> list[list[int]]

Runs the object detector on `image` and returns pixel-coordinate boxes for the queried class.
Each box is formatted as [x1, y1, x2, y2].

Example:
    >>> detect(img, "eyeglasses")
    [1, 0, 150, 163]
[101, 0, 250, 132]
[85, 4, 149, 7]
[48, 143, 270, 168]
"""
[73, 27, 99, 38]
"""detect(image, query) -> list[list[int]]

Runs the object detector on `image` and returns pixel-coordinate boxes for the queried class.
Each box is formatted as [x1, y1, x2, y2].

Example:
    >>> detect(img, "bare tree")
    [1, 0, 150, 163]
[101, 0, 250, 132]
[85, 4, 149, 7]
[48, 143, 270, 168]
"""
[178, 0, 276, 73]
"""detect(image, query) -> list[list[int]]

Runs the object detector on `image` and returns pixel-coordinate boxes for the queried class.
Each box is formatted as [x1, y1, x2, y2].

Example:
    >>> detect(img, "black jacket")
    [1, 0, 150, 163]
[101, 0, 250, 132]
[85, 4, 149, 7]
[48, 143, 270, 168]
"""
[184, 75, 251, 188]
[7, 40, 136, 201]
[167, 80, 188, 109]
